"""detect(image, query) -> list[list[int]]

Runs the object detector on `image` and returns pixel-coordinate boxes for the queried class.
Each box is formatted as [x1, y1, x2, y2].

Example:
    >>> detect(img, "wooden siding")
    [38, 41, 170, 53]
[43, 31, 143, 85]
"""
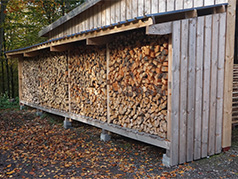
[48, 0, 228, 39]
[170, 13, 227, 165]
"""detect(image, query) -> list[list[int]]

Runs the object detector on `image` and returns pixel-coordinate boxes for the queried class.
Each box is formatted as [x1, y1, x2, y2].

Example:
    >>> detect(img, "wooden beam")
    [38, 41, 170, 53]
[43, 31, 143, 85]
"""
[20, 100, 171, 150]
[24, 51, 40, 57]
[215, 5, 226, 14]
[6, 54, 23, 59]
[86, 35, 114, 45]
[50, 44, 74, 52]
[185, 9, 198, 19]
[222, 0, 236, 149]
[146, 22, 172, 35]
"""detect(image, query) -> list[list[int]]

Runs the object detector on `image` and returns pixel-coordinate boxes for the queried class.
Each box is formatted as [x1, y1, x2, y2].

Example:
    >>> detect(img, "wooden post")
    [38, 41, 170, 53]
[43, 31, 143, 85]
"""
[18, 57, 23, 102]
[106, 43, 110, 124]
[222, 0, 237, 149]
[68, 50, 71, 114]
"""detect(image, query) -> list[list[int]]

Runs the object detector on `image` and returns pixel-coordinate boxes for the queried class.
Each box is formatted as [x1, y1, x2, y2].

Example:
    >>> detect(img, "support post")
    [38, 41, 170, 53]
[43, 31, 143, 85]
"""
[222, 0, 236, 149]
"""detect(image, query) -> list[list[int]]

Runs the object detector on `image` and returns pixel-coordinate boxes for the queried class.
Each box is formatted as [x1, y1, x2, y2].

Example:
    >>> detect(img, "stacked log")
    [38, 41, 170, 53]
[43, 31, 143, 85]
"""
[22, 58, 40, 104]
[22, 50, 69, 112]
[69, 46, 107, 122]
[108, 29, 169, 138]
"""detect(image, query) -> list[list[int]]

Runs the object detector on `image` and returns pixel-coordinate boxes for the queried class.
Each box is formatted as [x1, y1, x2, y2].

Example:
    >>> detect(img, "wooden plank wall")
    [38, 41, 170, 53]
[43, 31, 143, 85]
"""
[170, 13, 227, 165]
[49, 0, 228, 39]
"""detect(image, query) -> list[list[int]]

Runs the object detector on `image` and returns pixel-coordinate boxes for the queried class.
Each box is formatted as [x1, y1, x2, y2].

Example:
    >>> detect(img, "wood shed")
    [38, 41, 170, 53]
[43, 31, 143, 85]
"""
[6, 0, 236, 166]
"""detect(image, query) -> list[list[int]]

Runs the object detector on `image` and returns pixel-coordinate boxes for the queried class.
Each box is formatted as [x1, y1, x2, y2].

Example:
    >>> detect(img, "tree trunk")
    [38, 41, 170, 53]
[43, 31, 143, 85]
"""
[10, 61, 14, 98]
[0, 0, 8, 95]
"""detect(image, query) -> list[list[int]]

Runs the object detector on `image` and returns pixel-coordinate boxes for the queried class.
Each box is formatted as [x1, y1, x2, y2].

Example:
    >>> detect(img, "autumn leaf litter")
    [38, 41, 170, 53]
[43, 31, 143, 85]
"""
[0, 108, 238, 178]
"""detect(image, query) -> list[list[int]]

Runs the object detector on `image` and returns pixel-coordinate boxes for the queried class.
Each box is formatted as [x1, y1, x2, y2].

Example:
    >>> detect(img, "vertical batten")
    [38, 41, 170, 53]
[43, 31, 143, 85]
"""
[132, 0, 138, 18]
[204, 0, 215, 6]
[94, 6, 98, 28]
[187, 18, 196, 162]
[151, 0, 158, 13]
[170, 20, 181, 166]
[202, 15, 212, 158]
[121, 0, 126, 21]
[101, 3, 106, 26]
[105, 2, 111, 25]
[138, 0, 144, 16]
[209, 14, 219, 156]
[194, 16, 205, 160]
[179, 19, 188, 164]
[159, 0, 166, 12]
[116, 0, 121, 22]
[194, 0, 203, 7]
[110, 1, 116, 24]
[184, 0, 193, 9]
[216, 13, 226, 154]
[167, 0, 175, 11]
[126, 0, 132, 19]
[144, 0, 151, 14]
[176, 0, 184, 10]
[98, 4, 102, 27]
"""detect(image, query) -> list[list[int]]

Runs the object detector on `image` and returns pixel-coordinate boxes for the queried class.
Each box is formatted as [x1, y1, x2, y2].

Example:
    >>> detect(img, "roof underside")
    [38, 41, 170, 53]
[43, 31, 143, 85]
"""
[38, 0, 102, 37]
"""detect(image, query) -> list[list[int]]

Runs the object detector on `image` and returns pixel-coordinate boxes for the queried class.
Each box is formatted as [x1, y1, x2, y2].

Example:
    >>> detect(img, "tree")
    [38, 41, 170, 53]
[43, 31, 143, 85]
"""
[0, 0, 84, 97]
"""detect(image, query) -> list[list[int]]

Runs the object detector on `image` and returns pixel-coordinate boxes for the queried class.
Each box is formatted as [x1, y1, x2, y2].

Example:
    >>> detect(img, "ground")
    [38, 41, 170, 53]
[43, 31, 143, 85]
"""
[0, 108, 237, 178]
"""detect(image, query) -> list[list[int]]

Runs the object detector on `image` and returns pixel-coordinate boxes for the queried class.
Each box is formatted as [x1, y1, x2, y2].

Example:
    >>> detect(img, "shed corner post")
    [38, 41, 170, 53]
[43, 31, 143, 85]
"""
[222, 0, 237, 150]
[18, 57, 23, 106]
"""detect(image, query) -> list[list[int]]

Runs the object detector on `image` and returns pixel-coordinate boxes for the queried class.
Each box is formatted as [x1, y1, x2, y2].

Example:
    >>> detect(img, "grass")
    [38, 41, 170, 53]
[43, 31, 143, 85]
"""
[0, 94, 19, 110]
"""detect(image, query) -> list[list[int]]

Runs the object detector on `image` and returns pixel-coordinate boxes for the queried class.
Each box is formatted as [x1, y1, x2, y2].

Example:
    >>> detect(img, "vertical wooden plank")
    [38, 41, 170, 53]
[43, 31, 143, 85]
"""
[167, 0, 175, 11]
[167, 35, 172, 142]
[184, 0, 193, 9]
[86, 10, 90, 30]
[98, 4, 102, 27]
[94, 6, 98, 28]
[202, 15, 212, 158]
[159, 0, 166, 13]
[126, 0, 132, 19]
[151, 0, 158, 13]
[138, 0, 144, 16]
[187, 18, 196, 162]
[116, 0, 121, 22]
[216, 13, 226, 154]
[106, 44, 111, 124]
[176, 0, 183, 10]
[179, 19, 188, 164]
[209, 14, 219, 156]
[194, 0, 203, 7]
[144, 0, 151, 15]
[101, 3, 106, 26]
[194, 16, 205, 160]
[121, 0, 126, 21]
[110, 1, 116, 24]
[132, 0, 138, 18]
[18, 58, 23, 102]
[90, 7, 94, 29]
[170, 20, 181, 166]
[204, 0, 215, 6]
[223, 0, 236, 150]
[105, 1, 111, 25]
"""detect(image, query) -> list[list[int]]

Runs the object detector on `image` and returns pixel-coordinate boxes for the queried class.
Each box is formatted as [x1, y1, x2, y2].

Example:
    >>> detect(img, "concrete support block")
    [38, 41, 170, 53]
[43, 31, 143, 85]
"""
[20, 105, 25, 110]
[36, 109, 43, 116]
[162, 150, 171, 167]
[64, 118, 72, 129]
[100, 129, 111, 142]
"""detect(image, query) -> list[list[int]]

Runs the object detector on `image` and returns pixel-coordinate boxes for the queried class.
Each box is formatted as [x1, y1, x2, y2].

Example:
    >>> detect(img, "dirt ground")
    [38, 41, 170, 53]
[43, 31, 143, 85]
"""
[0, 108, 237, 178]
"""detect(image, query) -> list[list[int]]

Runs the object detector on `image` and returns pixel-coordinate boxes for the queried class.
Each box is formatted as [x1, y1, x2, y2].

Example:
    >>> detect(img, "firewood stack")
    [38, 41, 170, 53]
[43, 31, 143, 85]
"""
[22, 58, 40, 104]
[108, 29, 169, 138]
[69, 46, 107, 122]
[22, 51, 69, 112]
